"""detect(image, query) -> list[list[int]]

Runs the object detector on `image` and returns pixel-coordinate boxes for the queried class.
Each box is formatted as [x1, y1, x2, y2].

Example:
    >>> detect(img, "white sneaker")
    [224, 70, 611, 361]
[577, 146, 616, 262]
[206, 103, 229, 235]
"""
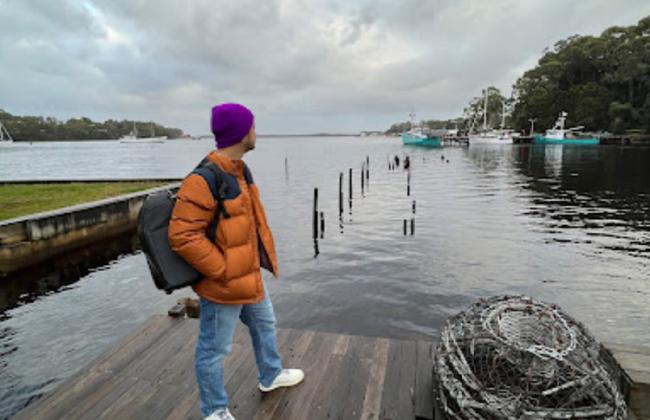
[205, 407, 236, 420]
[259, 368, 305, 392]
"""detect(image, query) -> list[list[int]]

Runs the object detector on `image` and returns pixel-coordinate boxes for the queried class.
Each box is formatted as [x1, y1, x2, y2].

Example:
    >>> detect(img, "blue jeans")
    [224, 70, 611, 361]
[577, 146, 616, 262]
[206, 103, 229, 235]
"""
[195, 283, 283, 417]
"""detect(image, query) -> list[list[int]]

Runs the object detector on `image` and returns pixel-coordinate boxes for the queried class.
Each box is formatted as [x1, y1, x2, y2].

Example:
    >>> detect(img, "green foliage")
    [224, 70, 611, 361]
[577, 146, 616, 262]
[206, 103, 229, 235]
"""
[511, 15, 650, 133]
[0, 110, 184, 141]
[463, 87, 509, 130]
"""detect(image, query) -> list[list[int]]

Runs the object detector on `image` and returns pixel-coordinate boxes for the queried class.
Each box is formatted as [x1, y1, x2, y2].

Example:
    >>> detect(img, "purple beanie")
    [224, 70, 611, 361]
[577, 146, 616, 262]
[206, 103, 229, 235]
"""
[211, 103, 254, 149]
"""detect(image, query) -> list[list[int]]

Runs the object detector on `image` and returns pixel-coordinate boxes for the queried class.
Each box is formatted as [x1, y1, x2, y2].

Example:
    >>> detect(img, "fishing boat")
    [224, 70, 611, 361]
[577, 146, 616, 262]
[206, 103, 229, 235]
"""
[120, 122, 167, 143]
[401, 112, 441, 148]
[468, 90, 513, 145]
[0, 120, 13, 146]
[534, 112, 599, 145]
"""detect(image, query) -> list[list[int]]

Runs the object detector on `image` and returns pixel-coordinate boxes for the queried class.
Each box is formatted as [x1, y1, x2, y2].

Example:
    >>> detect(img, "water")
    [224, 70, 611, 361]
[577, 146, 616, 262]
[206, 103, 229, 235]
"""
[1, 138, 649, 417]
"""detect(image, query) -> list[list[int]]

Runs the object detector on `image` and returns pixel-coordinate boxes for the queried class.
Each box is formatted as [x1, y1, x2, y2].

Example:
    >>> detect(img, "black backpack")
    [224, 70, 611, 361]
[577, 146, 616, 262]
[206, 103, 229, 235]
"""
[137, 158, 231, 294]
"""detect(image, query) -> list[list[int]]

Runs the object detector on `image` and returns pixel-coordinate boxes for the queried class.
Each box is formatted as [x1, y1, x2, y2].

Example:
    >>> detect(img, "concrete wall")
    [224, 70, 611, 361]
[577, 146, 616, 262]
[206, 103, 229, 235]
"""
[0, 183, 180, 275]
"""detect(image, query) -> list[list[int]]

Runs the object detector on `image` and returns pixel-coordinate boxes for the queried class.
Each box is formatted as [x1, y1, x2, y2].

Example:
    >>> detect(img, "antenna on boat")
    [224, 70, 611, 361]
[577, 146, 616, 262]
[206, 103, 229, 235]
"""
[408, 110, 416, 131]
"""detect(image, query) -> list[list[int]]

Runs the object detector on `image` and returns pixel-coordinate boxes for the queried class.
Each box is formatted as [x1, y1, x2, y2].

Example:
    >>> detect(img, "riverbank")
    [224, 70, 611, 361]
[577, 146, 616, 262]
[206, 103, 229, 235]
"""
[0, 181, 179, 274]
[0, 181, 170, 221]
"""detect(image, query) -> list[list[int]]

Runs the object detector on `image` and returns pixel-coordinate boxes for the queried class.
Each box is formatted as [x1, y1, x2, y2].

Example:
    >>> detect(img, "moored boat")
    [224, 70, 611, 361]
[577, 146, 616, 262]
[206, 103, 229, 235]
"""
[401, 131, 441, 147]
[119, 122, 167, 143]
[0, 120, 13, 146]
[400, 111, 441, 148]
[534, 112, 599, 145]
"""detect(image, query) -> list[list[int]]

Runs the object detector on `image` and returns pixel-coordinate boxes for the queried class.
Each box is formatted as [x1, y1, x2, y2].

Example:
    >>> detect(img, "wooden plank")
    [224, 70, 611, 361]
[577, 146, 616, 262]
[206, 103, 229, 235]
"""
[14, 316, 439, 420]
[360, 338, 390, 420]
[263, 331, 341, 420]
[337, 335, 379, 419]
[229, 329, 315, 419]
[380, 339, 417, 420]
[31, 317, 191, 420]
[12, 315, 174, 420]
[414, 341, 434, 420]
[301, 334, 351, 419]
[225, 328, 296, 402]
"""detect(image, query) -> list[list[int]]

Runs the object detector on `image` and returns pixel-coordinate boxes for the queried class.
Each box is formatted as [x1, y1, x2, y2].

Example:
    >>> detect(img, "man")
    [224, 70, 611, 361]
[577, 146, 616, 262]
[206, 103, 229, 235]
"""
[168, 103, 304, 420]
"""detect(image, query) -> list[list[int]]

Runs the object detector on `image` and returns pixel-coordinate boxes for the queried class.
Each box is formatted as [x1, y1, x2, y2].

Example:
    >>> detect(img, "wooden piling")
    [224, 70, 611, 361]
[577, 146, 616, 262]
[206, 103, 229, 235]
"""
[412, 200, 416, 214]
[313, 188, 319, 239]
[407, 169, 411, 197]
[410, 218, 415, 235]
[349, 168, 353, 213]
[361, 163, 365, 195]
[320, 211, 325, 239]
[403, 219, 407, 236]
[339, 172, 343, 215]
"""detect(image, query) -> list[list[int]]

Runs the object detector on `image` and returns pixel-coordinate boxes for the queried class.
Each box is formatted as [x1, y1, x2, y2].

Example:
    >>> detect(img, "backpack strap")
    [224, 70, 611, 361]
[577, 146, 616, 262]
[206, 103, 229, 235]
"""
[191, 162, 230, 240]
[243, 163, 254, 185]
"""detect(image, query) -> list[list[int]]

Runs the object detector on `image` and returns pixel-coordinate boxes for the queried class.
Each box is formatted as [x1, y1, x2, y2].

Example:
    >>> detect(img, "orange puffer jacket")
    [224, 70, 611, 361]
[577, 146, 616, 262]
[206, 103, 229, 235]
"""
[168, 151, 278, 304]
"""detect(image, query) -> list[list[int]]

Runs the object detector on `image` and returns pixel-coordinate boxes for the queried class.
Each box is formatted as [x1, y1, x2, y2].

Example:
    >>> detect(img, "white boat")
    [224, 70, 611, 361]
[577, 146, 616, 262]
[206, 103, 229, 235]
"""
[119, 122, 167, 143]
[0, 120, 13, 146]
[468, 91, 514, 145]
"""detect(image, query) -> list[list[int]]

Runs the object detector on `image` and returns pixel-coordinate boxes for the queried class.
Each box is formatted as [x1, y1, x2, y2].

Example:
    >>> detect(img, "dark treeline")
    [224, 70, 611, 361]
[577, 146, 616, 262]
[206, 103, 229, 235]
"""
[0, 109, 184, 141]
[388, 15, 650, 135]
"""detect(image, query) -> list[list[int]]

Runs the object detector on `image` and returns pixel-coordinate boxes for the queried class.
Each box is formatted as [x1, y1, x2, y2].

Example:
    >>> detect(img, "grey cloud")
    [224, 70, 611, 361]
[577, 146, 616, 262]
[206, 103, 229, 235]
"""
[1, 0, 650, 134]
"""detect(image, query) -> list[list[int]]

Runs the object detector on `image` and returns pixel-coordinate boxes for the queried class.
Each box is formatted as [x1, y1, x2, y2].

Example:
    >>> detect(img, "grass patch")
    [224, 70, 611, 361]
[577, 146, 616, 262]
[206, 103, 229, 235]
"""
[0, 181, 169, 221]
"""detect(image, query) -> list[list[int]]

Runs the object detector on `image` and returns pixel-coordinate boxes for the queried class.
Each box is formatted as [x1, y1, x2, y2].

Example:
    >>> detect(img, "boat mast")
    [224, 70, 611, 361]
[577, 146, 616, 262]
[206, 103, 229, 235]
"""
[482, 89, 488, 132]
[409, 110, 416, 131]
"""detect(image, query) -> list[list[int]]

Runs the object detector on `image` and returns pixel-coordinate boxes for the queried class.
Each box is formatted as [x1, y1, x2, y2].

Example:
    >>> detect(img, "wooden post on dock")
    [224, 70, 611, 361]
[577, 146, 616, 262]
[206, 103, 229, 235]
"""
[313, 188, 319, 239]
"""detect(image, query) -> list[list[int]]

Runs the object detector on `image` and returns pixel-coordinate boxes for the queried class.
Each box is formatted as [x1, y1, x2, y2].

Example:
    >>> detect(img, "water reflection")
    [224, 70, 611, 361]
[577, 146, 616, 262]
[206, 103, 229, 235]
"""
[512, 145, 650, 257]
[0, 234, 140, 317]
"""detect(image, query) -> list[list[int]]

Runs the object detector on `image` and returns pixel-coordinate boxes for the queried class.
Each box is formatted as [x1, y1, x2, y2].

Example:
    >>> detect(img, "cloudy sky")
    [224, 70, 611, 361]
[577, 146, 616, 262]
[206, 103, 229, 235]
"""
[1, 0, 649, 134]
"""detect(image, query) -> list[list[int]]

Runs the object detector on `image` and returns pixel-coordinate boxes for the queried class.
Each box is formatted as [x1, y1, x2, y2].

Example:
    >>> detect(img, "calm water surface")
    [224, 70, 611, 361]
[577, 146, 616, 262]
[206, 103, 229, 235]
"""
[1, 137, 649, 417]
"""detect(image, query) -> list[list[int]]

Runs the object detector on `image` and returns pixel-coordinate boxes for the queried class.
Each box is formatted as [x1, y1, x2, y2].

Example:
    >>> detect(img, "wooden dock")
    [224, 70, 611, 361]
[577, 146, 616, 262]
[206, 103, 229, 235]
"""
[13, 314, 435, 420]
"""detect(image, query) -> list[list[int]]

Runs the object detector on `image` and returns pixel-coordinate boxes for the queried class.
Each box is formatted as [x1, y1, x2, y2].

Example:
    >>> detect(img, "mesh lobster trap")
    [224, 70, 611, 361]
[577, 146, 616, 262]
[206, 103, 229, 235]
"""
[433, 295, 627, 419]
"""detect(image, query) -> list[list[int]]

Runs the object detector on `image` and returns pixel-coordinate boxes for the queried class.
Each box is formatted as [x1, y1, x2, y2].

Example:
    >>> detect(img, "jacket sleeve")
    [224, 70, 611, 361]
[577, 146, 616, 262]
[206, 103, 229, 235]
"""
[168, 174, 226, 279]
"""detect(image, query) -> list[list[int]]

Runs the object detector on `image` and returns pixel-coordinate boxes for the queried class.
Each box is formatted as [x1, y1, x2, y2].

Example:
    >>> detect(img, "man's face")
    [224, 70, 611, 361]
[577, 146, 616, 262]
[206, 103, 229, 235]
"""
[244, 122, 256, 151]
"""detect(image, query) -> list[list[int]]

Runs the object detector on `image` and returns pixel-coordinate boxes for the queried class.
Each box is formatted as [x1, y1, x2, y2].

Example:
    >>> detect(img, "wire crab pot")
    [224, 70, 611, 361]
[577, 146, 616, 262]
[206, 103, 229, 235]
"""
[433, 295, 627, 419]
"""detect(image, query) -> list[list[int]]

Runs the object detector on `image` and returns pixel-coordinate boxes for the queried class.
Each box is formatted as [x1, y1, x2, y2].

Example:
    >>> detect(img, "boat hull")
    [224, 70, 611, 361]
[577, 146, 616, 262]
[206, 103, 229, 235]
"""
[534, 135, 599, 145]
[120, 136, 167, 144]
[401, 133, 441, 148]
[469, 135, 513, 145]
